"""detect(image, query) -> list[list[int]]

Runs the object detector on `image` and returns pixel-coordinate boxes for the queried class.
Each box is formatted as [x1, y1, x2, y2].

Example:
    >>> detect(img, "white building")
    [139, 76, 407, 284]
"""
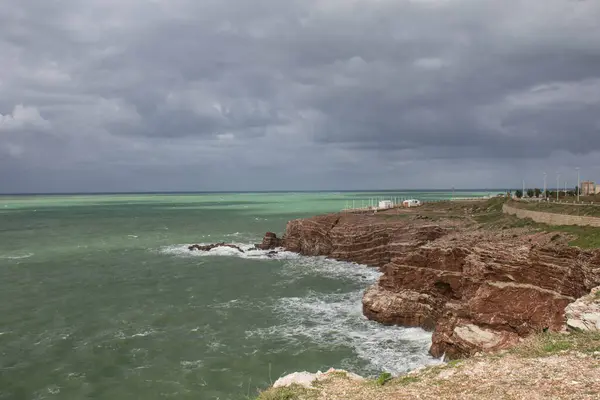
[378, 200, 393, 209]
[403, 199, 422, 207]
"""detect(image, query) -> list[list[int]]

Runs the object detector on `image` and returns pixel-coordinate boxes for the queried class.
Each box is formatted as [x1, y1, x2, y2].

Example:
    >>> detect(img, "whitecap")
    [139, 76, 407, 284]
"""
[180, 360, 204, 369]
[0, 253, 33, 260]
[246, 257, 440, 376]
[159, 243, 301, 261]
[116, 330, 156, 339]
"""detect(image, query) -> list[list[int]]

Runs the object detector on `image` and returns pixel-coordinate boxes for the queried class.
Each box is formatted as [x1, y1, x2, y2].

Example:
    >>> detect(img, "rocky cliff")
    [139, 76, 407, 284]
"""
[270, 209, 600, 359]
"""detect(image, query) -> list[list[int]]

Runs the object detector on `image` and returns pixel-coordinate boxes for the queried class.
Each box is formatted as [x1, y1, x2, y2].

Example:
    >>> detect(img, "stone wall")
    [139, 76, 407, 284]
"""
[502, 203, 600, 227]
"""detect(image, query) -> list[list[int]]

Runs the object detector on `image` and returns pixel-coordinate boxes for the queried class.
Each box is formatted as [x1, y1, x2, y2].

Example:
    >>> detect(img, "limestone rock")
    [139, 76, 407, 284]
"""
[273, 368, 364, 389]
[565, 286, 600, 332]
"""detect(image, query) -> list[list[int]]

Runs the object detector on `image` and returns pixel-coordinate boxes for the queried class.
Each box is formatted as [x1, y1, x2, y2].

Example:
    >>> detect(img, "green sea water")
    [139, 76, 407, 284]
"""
[0, 191, 488, 399]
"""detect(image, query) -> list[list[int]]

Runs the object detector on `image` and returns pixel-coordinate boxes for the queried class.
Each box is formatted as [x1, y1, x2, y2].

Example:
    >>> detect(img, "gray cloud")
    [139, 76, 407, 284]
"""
[1, 0, 600, 193]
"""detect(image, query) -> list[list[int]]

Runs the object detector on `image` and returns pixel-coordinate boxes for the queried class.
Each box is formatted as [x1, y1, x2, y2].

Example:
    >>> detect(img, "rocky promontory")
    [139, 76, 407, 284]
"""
[259, 201, 600, 359]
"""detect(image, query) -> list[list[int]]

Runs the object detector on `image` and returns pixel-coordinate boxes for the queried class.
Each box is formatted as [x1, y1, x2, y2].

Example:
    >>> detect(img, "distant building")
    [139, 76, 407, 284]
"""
[378, 200, 393, 209]
[402, 199, 422, 208]
[581, 181, 596, 196]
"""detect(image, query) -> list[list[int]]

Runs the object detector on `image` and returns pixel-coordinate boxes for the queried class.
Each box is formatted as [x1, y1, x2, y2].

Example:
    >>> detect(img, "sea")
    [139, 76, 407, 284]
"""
[0, 191, 491, 399]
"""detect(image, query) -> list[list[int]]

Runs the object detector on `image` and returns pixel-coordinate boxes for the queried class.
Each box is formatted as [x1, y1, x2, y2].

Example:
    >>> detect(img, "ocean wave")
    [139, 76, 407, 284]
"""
[159, 243, 301, 261]
[247, 289, 439, 375]
[115, 330, 156, 340]
[0, 253, 34, 260]
[278, 256, 381, 285]
[247, 257, 439, 376]
[160, 240, 438, 375]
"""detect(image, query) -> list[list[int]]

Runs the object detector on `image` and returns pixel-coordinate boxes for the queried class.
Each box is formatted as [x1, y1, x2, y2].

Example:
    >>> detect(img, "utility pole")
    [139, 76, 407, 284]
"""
[556, 173, 560, 202]
[576, 167, 580, 202]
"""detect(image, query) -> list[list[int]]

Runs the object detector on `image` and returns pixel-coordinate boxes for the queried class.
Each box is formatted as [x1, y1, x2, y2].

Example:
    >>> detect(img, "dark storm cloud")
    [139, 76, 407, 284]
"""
[1, 0, 600, 192]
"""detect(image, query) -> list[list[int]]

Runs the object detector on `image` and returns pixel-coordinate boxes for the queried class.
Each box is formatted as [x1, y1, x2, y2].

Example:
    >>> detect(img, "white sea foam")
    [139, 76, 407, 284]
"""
[252, 257, 439, 375]
[180, 360, 204, 369]
[0, 253, 34, 260]
[116, 330, 156, 339]
[161, 240, 439, 375]
[160, 243, 301, 261]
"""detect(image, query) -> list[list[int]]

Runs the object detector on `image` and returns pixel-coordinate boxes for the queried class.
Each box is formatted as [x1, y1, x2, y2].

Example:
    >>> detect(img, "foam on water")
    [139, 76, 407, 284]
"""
[0, 253, 34, 260]
[256, 257, 439, 375]
[160, 243, 301, 261]
[161, 241, 440, 376]
[248, 289, 439, 375]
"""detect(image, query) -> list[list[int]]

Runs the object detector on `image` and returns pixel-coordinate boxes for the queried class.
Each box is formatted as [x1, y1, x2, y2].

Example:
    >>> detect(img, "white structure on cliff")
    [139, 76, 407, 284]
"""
[378, 200, 393, 209]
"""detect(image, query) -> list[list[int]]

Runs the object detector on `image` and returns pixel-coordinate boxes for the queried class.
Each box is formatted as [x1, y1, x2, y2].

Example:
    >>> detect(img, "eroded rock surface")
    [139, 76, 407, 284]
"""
[268, 210, 600, 358]
[255, 232, 282, 250]
[565, 286, 600, 332]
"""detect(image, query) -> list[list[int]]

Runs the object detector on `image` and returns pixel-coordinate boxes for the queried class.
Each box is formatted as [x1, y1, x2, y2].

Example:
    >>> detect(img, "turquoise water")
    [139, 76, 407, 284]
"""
[0, 192, 487, 399]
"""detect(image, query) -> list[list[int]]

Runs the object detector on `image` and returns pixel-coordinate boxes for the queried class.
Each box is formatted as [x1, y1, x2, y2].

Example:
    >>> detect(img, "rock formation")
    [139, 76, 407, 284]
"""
[565, 286, 600, 332]
[255, 231, 282, 250]
[264, 210, 600, 359]
[188, 243, 245, 252]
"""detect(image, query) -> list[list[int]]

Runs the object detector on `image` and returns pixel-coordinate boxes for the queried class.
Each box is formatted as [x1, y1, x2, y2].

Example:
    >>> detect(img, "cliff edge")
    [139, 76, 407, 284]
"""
[269, 199, 600, 358]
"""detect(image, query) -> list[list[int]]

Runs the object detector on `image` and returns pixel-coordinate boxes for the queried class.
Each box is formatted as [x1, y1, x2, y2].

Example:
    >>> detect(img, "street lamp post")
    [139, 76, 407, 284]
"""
[556, 173, 560, 202]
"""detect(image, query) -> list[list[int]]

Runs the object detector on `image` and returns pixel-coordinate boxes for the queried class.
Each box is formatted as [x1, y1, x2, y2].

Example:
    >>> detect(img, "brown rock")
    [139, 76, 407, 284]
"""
[362, 285, 442, 330]
[278, 210, 600, 358]
[255, 232, 283, 250]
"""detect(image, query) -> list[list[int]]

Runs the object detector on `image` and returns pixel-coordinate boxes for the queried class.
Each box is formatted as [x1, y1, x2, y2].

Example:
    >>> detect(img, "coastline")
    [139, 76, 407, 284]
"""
[247, 198, 600, 398]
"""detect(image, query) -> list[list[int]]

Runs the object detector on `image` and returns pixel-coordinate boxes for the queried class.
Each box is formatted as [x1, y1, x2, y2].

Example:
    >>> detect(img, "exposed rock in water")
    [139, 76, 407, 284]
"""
[255, 232, 283, 250]
[275, 211, 600, 359]
[565, 286, 600, 332]
[188, 243, 245, 253]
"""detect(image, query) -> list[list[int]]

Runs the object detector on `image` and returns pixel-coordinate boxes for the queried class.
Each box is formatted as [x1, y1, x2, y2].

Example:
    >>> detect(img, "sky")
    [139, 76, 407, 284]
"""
[1, 0, 600, 193]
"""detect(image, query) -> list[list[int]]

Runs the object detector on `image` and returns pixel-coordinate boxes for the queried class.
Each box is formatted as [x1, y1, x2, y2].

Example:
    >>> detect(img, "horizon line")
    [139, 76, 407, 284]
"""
[0, 189, 511, 196]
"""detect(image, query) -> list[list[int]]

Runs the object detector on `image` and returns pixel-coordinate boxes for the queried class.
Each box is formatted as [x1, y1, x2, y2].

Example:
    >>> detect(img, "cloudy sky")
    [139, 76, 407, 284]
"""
[1, 0, 600, 193]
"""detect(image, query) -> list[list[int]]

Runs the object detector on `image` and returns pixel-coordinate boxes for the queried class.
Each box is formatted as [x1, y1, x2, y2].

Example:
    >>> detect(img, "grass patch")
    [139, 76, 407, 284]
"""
[374, 372, 393, 386]
[511, 331, 600, 358]
[474, 209, 600, 249]
[394, 375, 420, 386]
[447, 359, 463, 368]
[509, 200, 600, 218]
[255, 385, 318, 400]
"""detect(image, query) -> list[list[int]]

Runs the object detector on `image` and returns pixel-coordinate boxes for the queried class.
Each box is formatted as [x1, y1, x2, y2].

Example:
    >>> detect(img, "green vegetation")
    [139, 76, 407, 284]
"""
[375, 372, 392, 386]
[394, 375, 420, 386]
[255, 385, 317, 400]
[511, 331, 600, 358]
[509, 200, 600, 218]
[469, 199, 600, 249]
[515, 189, 523, 198]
